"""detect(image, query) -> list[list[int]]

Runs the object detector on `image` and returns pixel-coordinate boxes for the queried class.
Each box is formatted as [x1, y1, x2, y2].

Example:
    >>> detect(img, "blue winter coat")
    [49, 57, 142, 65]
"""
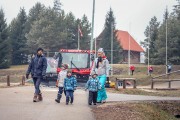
[64, 76, 77, 91]
[85, 77, 101, 92]
[26, 55, 47, 78]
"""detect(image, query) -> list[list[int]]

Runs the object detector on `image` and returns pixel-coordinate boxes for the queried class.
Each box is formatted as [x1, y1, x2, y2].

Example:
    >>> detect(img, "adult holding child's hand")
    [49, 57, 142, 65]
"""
[91, 48, 109, 103]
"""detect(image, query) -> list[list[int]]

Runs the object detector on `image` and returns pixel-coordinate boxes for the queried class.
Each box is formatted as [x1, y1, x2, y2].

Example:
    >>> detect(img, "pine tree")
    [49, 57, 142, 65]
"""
[26, 8, 63, 52]
[26, 2, 45, 34]
[99, 8, 122, 63]
[141, 16, 160, 64]
[0, 9, 11, 68]
[53, 0, 62, 13]
[9, 8, 27, 65]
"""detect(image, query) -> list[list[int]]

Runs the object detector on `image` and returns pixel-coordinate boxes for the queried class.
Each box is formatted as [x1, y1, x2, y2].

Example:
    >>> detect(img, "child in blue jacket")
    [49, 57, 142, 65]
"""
[64, 69, 77, 105]
[85, 72, 101, 105]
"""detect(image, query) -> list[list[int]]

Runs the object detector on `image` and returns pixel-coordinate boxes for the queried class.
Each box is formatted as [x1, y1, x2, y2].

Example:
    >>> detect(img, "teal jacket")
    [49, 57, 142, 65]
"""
[64, 76, 77, 91]
[85, 77, 101, 92]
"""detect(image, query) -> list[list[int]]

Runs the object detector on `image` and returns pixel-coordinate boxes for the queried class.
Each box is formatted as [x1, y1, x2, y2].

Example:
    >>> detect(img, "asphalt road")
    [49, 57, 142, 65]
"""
[0, 86, 94, 120]
[0, 86, 180, 120]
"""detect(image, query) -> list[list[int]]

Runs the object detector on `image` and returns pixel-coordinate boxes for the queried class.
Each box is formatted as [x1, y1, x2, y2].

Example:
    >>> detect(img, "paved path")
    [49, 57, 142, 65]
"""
[107, 92, 180, 102]
[0, 86, 180, 120]
[0, 86, 94, 120]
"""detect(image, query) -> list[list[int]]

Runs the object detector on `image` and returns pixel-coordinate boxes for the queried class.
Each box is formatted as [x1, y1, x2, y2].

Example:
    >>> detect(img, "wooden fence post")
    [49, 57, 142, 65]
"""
[7, 75, 10, 86]
[151, 80, 154, 89]
[133, 80, 136, 89]
[168, 81, 171, 88]
[22, 76, 25, 85]
[123, 80, 126, 89]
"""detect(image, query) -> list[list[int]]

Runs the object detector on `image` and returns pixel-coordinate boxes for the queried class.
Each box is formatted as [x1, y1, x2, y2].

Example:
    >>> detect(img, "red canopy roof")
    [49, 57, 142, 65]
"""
[116, 30, 144, 52]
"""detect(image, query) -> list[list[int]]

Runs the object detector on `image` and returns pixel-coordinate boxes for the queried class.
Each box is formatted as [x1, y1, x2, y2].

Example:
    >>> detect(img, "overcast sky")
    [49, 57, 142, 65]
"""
[0, 0, 178, 43]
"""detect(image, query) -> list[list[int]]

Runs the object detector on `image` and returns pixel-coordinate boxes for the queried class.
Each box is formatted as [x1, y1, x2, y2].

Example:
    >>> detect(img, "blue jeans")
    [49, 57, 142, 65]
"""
[33, 77, 42, 94]
[56, 87, 64, 100]
[66, 90, 74, 104]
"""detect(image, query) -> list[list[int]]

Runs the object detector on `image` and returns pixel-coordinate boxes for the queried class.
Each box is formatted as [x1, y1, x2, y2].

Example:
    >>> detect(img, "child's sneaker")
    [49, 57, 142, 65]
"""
[93, 103, 96, 105]
[89, 103, 92, 105]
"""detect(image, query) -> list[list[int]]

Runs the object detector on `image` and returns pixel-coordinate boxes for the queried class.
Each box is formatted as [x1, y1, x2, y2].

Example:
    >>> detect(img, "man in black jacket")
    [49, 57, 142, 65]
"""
[26, 48, 47, 102]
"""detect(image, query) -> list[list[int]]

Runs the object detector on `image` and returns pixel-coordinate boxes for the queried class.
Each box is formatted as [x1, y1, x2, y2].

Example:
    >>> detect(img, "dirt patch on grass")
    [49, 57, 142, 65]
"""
[92, 101, 180, 120]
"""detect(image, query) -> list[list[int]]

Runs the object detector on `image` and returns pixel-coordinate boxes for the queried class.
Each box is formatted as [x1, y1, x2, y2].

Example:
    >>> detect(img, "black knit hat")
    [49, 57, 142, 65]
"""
[37, 48, 44, 53]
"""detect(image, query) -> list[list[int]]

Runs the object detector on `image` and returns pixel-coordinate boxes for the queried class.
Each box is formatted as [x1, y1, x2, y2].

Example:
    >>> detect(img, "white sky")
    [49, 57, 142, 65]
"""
[0, 0, 177, 43]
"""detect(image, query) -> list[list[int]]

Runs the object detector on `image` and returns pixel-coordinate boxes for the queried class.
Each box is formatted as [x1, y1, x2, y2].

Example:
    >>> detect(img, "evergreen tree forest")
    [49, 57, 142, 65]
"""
[141, 0, 180, 65]
[0, 0, 91, 67]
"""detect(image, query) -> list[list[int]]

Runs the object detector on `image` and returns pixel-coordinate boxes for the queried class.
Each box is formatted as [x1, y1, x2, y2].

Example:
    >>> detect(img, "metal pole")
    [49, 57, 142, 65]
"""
[111, 23, 113, 75]
[90, 0, 95, 51]
[95, 37, 97, 58]
[128, 23, 131, 75]
[78, 25, 80, 50]
[148, 27, 150, 75]
[166, 6, 168, 74]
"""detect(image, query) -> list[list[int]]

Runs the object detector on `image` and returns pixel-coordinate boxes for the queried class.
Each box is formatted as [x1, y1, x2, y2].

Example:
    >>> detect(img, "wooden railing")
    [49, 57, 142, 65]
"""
[151, 70, 180, 89]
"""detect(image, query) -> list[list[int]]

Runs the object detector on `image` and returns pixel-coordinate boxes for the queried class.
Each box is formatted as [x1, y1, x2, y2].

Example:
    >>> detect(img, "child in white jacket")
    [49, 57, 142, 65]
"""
[55, 64, 68, 103]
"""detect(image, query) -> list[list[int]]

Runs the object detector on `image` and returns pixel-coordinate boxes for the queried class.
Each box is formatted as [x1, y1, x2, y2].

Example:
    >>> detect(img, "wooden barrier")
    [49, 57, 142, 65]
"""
[151, 79, 180, 89]
[7, 75, 10, 86]
[115, 78, 136, 90]
[22, 76, 25, 85]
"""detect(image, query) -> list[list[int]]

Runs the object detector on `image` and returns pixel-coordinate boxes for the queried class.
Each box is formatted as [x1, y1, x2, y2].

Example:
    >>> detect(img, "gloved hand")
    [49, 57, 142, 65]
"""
[26, 74, 29, 79]
[106, 77, 109, 83]
[74, 87, 76, 91]
[56, 80, 58, 87]
[42, 75, 46, 80]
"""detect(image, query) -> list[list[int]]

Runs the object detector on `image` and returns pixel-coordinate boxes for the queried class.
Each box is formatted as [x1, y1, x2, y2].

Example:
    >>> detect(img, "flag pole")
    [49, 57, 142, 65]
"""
[166, 6, 168, 74]
[128, 23, 131, 75]
[111, 22, 113, 75]
[78, 25, 80, 50]
[90, 0, 95, 51]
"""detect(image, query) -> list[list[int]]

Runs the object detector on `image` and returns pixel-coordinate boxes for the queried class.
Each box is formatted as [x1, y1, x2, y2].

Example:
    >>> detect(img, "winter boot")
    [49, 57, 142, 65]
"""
[33, 94, 38, 102]
[55, 94, 61, 103]
[38, 93, 43, 101]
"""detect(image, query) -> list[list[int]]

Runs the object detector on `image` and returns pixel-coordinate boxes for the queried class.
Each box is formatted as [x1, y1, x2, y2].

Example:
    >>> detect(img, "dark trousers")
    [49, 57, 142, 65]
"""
[88, 91, 97, 104]
[66, 90, 74, 104]
[57, 87, 64, 100]
[131, 70, 134, 75]
[33, 77, 42, 94]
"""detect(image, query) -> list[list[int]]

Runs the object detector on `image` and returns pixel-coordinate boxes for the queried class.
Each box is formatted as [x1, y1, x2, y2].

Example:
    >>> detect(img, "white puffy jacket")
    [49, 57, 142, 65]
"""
[57, 70, 67, 87]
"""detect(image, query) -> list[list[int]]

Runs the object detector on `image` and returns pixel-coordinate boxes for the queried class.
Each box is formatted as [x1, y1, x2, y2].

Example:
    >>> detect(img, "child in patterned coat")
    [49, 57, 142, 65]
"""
[85, 72, 101, 105]
[64, 69, 77, 105]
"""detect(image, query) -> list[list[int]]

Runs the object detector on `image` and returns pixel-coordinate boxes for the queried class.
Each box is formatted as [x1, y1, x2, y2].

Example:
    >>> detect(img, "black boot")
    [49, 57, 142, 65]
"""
[55, 94, 61, 103]
[66, 96, 69, 105]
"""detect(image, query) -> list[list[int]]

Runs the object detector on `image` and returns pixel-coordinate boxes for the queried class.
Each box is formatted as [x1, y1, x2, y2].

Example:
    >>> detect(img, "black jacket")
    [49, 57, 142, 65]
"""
[26, 55, 47, 78]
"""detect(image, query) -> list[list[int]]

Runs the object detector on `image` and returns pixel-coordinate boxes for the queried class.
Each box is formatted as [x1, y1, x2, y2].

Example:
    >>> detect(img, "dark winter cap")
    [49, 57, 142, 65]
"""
[37, 48, 44, 52]
[62, 64, 68, 69]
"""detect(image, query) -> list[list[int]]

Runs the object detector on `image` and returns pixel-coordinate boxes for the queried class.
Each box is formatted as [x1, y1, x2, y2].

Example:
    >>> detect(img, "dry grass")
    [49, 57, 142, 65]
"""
[0, 65, 27, 83]
[109, 64, 180, 86]
[92, 101, 180, 120]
